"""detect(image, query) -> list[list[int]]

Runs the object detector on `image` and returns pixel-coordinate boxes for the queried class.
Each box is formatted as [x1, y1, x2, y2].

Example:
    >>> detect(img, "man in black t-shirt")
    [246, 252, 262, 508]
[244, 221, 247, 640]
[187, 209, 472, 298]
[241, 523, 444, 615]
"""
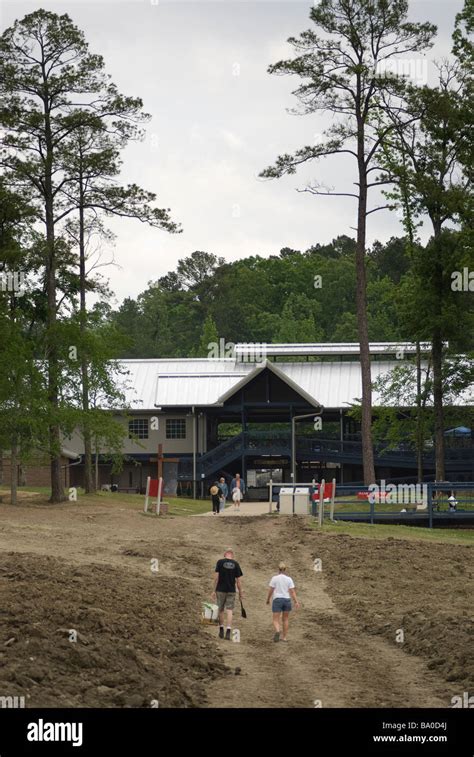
[212, 548, 243, 640]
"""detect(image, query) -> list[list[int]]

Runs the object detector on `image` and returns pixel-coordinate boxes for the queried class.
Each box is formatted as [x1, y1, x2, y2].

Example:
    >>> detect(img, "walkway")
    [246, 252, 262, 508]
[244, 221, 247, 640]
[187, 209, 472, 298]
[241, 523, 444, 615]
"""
[197, 501, 273, 516]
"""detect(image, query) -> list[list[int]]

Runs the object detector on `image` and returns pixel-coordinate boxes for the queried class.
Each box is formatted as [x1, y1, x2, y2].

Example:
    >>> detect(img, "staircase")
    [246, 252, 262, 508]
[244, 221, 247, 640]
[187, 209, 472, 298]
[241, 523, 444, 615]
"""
[197, 433, 247, 477]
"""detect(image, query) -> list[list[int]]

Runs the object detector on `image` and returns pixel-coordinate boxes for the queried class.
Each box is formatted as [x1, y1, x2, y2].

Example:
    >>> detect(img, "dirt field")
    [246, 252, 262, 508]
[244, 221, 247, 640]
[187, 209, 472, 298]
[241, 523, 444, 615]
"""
[0, 494, 472, 708]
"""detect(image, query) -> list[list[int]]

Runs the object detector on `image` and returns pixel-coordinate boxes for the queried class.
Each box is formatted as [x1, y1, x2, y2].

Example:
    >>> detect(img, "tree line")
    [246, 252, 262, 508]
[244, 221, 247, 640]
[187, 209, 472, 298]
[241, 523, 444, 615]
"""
[109, 236, 471, 356]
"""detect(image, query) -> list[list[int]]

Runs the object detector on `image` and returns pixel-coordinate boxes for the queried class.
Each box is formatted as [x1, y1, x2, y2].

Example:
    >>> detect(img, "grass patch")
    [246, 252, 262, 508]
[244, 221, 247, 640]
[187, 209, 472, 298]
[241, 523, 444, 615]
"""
[0, 486, 210, 515]
[0, 485, 54, 496]
[311, 519, 474, 545]
[332, 494, 474, 514]
[150, 497, 211, 516]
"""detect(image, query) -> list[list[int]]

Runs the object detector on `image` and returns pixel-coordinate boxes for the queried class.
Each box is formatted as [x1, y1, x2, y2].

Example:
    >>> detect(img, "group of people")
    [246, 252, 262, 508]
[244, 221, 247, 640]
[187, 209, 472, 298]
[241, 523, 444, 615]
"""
[212, 548, 300, 642]
[209, 473, 246, 514]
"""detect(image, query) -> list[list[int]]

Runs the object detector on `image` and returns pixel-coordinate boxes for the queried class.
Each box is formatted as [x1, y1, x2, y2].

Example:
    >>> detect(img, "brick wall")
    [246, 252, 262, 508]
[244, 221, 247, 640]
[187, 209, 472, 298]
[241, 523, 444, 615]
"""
[1, 454, 70, 489]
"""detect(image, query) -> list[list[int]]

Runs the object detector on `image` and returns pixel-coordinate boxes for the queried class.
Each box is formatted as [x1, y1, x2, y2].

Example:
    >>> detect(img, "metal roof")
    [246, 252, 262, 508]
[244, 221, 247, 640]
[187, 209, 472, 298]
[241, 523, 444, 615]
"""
[119, 359, 253, 409]
[117, 355, 471, 410]
[281, 360, 402, 408]
[234, 342, 439, 358]
[216, 360, 322, 408]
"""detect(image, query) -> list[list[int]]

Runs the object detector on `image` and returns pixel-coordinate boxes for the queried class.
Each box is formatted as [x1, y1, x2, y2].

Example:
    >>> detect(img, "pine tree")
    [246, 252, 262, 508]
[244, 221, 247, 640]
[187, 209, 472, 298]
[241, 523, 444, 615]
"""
[260, 0, 436, 484]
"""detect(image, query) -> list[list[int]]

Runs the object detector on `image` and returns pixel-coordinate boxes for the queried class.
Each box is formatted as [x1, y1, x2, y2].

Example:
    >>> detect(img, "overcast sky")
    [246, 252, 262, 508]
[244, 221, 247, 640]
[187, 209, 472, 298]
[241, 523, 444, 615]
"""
[2, 0, 463, 305]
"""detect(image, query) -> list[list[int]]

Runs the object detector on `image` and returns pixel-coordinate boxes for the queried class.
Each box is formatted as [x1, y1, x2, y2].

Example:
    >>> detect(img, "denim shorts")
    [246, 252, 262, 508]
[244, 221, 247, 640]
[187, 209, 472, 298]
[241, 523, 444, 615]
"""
[272, 597, 292, 613]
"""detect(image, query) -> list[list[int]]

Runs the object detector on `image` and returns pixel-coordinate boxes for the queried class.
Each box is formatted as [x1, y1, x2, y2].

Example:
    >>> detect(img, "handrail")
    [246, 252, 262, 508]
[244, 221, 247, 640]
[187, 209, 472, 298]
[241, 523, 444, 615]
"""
[198, 432, 244, 463]
[195, 432, 473, 477]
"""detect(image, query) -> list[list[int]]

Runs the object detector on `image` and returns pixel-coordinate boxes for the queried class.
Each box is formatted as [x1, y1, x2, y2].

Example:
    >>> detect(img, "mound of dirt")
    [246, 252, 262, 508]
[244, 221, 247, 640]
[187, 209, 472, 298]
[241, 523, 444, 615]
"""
[310, 529, 474, 694]
[0, 553, 229, 707]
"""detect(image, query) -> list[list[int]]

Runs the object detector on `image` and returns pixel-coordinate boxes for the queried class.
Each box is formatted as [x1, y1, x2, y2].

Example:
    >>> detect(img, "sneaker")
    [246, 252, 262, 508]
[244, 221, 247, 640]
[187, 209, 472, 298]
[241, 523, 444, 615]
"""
[219, 626, 224, 639]
[273, 632, 280, 642]
[225, 628, 231, 641]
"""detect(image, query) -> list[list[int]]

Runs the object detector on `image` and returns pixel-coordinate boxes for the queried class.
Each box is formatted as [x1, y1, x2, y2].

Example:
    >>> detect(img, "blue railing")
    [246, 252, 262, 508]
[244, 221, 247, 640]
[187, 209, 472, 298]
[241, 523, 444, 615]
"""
[312, 482, 474, 527]
[179, 432, 473, 479]
[267, 481, 474, 528]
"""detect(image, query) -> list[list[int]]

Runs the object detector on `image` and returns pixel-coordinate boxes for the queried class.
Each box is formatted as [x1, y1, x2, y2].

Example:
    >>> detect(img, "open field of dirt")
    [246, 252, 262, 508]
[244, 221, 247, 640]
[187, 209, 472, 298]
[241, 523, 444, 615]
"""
[0, 492, 472, 708]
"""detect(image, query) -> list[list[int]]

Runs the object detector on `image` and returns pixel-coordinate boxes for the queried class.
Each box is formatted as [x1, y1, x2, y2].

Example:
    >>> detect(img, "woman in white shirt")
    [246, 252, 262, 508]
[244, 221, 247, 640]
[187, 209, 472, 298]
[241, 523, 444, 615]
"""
[266, 562, 300, 642]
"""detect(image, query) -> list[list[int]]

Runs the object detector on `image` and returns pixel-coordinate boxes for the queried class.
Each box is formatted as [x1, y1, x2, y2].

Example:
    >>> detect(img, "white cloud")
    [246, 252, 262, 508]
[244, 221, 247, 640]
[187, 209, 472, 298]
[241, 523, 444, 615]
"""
[220, 129, 245, 150]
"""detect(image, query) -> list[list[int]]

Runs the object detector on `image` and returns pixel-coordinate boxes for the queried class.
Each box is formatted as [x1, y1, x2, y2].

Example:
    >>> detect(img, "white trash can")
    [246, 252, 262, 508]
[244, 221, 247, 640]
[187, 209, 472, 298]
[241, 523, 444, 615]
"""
[279, 487, 294, 514]
[294, 487, 310, 515]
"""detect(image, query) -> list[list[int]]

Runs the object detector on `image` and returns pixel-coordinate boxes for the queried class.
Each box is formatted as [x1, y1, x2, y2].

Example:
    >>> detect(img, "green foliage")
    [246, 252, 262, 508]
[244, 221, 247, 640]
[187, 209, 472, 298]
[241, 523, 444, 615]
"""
[109, 237, 414, 357]
[0, 186, 49, 486]
[196, 314, 219, 357]
[396, 230, 474, 352]
[276, 294, 323, 343]
[0, 9, 178, 499]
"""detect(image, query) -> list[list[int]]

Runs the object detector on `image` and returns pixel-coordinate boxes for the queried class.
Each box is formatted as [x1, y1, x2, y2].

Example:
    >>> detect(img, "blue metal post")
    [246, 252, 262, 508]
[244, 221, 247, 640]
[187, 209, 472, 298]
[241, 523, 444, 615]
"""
[311, 479, 317, 517]
[428, 483, 433, 529]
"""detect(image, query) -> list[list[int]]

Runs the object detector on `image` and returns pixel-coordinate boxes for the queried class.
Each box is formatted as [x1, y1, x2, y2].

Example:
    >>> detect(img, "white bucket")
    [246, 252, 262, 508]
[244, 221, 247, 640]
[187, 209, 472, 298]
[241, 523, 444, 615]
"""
[202, 602, 219, 621]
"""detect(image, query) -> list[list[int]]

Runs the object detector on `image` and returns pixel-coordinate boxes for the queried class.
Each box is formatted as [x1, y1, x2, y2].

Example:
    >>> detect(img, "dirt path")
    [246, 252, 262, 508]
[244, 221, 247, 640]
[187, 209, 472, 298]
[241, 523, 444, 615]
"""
[1, 500, 471, 708]
[200, 518, 449, 708]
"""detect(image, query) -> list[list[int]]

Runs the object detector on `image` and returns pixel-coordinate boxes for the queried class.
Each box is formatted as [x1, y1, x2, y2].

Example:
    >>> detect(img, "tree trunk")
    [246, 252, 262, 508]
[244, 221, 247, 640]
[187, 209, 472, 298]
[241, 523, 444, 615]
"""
[82, 369, 93, 493]
[78, 168, 94, 494]
[415, 342, 424, 483]
[355, 129, 376, 485]
[95, 442, 99, 491]
[46, 206, 65, 503]
[42, 70, 65, 504]
[10, 436, 18, 506]
[432, 326, 445, 480]
[43, 69, 66, 503]
[431, 229, 445, 481]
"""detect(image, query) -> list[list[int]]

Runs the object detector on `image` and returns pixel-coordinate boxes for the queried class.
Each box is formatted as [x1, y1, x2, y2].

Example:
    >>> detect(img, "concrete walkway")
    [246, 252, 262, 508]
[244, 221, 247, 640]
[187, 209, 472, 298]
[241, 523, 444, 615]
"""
[197, 501, 274, 516]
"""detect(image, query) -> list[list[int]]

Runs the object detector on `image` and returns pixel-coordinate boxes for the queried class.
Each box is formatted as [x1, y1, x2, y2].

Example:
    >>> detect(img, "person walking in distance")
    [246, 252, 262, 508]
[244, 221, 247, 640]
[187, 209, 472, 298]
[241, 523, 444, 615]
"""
[212, 548, 243, 640]
[218, 476, 228, 513]
[230, 473, 245, 511]
[266, 562, 299, 642]
[209, 483, 221, 515]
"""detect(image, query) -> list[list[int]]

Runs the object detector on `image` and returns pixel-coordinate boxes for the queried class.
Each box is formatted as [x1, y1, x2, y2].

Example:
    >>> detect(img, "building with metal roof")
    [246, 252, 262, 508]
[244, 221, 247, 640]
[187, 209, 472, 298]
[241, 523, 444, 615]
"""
[65, 343, 473, 497]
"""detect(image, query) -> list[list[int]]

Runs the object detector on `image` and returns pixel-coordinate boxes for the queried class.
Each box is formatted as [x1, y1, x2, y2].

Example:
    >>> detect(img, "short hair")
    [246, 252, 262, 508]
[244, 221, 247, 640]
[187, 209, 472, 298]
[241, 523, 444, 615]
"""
[224, 548, 234, 557]
[278, 562, 287, 572]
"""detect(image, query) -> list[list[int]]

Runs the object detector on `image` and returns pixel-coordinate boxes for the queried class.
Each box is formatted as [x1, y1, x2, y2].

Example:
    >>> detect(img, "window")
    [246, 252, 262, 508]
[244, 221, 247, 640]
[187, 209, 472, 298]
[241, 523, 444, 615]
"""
[166, 418, 186, 439]
[129, 418, 149, 439]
